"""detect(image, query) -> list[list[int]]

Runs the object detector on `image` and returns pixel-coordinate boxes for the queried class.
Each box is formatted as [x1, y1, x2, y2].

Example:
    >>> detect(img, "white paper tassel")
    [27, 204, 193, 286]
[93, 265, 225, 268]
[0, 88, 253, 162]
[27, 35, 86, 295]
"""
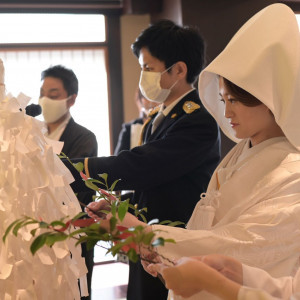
[0, 85, 88, 297]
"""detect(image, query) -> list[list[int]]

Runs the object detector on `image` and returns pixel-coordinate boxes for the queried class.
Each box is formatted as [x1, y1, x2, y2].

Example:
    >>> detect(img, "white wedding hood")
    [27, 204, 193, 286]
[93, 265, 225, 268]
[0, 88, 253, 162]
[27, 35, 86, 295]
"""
[199, 3, 300, 150]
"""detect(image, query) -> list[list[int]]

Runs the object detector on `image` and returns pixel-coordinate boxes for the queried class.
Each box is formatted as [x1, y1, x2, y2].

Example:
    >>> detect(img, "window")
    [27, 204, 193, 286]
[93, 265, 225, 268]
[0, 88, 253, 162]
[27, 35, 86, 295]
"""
[0, 47, 110, 156]
[0, 10, 124, 265]
[0, 13, 110, 157]
[0, 14, 106, 43]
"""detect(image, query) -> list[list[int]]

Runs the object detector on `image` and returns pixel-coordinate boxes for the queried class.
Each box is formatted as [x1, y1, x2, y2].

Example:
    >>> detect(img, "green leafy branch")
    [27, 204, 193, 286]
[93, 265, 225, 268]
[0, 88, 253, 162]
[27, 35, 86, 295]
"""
[3, 213, 176, 263]
[59, 152, 148, 222]
[3, 154, 183, 264]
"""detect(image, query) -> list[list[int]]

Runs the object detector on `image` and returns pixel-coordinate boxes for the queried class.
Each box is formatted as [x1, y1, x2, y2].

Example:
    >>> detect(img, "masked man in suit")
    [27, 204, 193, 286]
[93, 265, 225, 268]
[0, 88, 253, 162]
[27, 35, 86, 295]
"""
[39, 65, 97, 300]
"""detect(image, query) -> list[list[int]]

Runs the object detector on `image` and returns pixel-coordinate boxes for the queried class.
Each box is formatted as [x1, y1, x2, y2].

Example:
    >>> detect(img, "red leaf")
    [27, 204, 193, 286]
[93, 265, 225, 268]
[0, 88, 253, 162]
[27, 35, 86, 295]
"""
[55, 218, 96, 232]
[115, 225, 138, 253]
[121, 243, 137, 253]
[116, 225, 128, 231]
[72, 218, 96, 227]
[80, 171, 88, 181]
[98, 188, 118, 201]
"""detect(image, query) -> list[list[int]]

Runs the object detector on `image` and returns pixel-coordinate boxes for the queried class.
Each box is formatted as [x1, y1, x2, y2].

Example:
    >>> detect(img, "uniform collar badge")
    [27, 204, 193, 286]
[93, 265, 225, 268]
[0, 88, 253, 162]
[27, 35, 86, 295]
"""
[147, 105, 162, 118]
[183, 101, 200, 114]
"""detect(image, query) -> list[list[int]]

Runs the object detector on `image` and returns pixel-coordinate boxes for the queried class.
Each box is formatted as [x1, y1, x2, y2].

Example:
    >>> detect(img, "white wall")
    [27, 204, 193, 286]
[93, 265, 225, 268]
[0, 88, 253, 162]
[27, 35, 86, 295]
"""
[120, 14, 150, 123]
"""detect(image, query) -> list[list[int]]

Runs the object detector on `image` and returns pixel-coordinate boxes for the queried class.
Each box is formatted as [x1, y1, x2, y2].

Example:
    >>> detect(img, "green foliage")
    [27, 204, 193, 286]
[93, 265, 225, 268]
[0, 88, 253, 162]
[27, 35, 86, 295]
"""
[3, 155, 182, 264]
[3, 212, 176, 263]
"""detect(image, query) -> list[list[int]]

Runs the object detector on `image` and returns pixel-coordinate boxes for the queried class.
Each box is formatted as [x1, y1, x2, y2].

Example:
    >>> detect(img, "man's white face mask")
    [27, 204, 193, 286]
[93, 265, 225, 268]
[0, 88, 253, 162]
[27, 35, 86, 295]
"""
[139, 64, 178, 103]
[39, 96, 70, 123]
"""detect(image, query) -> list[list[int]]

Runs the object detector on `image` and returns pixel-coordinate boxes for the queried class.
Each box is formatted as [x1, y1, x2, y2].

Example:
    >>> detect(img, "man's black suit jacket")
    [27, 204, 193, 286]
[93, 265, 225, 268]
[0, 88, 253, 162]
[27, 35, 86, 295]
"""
[114, 117, 143, 155]
[69, 90, 220, 300]
[60, 118, 98, 162]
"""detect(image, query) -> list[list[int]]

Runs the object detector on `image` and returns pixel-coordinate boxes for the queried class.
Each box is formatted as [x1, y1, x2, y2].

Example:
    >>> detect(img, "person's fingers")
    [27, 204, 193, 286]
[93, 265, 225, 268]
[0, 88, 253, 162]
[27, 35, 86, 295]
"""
[86, 200, 110, 219]
[189, 256, 203, 261]
[142, 262, 158, 277]
[201, 254, 223, 271]
[85, 205, 100, 219]
[85, 210, 100, 221]
[201, 254, 243, 284]
[147, 263, 166, 277]
[86, 201, 100, 209]
[140, 250, 159, 275]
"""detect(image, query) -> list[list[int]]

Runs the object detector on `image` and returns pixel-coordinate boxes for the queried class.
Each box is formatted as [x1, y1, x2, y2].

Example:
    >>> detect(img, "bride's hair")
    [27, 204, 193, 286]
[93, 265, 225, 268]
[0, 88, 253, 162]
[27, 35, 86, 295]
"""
[223, 77, 262, 107]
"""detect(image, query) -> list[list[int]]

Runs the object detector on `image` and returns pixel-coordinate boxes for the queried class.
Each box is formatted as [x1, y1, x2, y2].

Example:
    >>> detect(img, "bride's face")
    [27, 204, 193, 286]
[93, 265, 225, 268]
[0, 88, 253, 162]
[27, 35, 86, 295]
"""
[219, 77, 282, 146]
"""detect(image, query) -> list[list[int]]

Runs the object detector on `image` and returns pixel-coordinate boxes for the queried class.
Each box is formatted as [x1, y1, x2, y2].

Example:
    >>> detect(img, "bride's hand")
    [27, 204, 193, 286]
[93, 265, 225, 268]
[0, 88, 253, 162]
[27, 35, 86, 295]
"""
[148, 255, 242, 299]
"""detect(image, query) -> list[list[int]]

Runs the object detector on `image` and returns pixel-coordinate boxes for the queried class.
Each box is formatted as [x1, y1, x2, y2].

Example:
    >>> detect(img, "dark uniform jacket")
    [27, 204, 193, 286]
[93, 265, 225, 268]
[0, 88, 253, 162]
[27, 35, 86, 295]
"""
[68, 90, 220, 300]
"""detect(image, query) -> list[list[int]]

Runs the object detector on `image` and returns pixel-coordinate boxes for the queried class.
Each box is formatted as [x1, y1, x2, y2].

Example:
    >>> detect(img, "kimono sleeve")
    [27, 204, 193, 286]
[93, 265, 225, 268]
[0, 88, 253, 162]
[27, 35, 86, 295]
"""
[152, 199, 300, 276]
[241, 264, 293, 299]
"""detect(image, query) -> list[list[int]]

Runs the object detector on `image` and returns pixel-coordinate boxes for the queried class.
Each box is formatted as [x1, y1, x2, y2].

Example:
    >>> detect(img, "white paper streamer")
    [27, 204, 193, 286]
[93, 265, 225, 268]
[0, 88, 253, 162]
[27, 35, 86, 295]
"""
[0, 59, 88, 299]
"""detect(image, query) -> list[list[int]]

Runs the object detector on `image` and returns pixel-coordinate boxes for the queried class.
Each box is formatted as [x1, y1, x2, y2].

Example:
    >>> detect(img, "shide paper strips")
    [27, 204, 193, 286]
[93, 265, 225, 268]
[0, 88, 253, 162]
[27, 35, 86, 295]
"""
[0, 59, 88, 299]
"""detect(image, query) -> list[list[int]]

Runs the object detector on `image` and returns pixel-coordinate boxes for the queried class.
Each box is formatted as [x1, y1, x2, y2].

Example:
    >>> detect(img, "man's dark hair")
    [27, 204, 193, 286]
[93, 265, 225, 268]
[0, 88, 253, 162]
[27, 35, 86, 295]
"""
[132, 20, 205, 84]
[41, 65, 78, 95]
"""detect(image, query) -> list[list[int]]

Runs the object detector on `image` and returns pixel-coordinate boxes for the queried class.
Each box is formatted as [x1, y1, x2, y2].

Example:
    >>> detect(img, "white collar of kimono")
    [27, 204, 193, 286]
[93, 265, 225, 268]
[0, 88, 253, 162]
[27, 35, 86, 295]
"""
[198, 3, 300, 151]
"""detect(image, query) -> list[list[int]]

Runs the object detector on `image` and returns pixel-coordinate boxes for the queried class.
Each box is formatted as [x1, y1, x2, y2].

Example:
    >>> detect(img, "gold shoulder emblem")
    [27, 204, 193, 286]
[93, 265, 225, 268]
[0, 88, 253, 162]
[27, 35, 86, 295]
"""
[171, 113, 177, 119]
[183, 101, 200, 114]
[148, 105, 161, 117]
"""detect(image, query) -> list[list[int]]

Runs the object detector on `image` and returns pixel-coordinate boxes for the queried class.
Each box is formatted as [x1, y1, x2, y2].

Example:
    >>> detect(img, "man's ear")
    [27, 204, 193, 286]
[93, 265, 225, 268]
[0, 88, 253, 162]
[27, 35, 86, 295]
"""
[173, 61, 187, 80]
[67, 94, 77, 108]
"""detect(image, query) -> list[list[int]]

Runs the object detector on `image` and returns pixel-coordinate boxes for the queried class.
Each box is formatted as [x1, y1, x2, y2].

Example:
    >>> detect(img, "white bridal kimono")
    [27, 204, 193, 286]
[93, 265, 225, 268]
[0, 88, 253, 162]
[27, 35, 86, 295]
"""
[237, 264, 300, 300]
[153, 4, 300, 300]
[154, 137, 300, 299]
